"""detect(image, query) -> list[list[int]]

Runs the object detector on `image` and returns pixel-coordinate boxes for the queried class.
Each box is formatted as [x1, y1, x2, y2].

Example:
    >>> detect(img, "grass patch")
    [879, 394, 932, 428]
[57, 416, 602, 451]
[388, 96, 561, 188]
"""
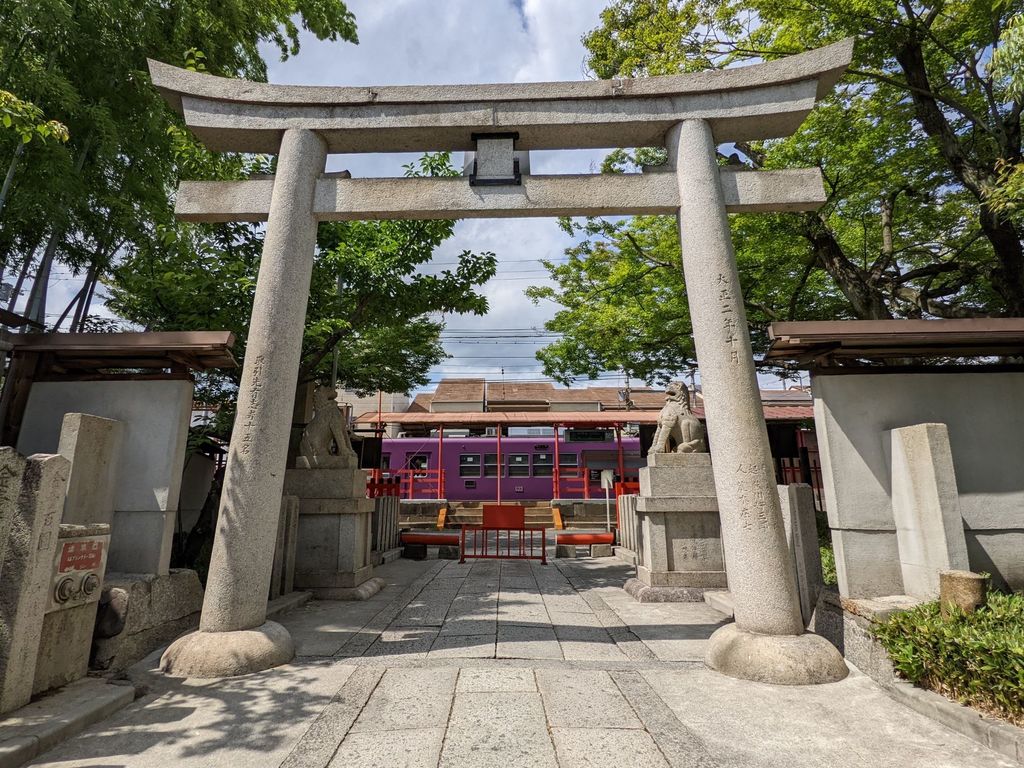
[872, 592, 1024, 726]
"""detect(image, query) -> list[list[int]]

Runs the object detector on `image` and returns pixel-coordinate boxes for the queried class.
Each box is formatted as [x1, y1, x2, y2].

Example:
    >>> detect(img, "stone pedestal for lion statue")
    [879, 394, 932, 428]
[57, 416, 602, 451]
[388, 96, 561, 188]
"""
[625, 382, 727, 602]
[283, 385, 382, 599]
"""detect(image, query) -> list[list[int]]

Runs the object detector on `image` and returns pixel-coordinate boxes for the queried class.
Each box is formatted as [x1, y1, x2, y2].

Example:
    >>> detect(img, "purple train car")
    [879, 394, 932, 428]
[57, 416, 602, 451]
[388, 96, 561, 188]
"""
[380, 430, 643, 502]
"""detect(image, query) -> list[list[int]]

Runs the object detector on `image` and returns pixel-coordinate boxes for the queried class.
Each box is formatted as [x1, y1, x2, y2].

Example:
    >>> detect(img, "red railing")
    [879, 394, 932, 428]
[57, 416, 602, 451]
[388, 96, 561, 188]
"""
[459, 504, 547, 564]
[557, 466, 591, 499]
[392, 468, 446, 500]
[367, 476, 401, 498]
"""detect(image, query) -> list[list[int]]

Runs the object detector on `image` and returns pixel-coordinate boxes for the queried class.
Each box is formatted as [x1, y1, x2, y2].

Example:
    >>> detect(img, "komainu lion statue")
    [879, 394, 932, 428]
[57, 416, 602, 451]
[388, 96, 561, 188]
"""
[649, 381, 706, 454]
[297, 385, 358, 468]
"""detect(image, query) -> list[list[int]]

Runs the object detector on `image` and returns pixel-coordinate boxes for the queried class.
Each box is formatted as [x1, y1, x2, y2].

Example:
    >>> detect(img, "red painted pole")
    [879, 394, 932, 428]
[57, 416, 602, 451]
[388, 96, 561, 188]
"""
[615, 425, 625, 481]
[437, 424, 445, 500]
[496, 426, 502, 505]
[552, 424, 561, 501]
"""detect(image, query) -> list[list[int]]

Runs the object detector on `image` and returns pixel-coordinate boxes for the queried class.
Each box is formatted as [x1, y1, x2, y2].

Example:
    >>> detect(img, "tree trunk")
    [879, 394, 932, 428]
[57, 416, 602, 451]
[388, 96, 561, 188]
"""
[802, 213, 893, 320]
[895, 38, 1024, 315]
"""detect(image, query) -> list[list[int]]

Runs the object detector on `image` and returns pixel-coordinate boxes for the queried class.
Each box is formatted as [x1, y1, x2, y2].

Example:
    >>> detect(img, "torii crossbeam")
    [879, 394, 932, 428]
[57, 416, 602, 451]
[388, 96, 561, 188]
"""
[150, 39, 854, 684]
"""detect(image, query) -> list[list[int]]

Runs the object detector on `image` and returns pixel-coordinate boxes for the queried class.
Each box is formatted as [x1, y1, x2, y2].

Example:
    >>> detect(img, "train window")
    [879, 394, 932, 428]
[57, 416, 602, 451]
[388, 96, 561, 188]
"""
[459, 453, 481, 478]
[559, 454, 579, 467]
[381, 453, 391, 469]
[484, 453, 499, 477]
[533, 452, 553, 477]
[408, 453, 429, 478]
[508, 454, 530, 477]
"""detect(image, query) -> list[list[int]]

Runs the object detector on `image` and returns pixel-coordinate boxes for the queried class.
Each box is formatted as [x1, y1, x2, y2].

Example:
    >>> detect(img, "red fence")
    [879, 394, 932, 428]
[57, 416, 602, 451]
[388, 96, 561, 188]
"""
[459, 504, 547, 564]
[367, 476, 401, 498]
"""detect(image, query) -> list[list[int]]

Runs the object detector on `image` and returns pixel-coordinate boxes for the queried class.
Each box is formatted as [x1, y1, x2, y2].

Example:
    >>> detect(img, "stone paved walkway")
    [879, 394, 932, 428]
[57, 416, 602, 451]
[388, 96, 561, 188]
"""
[29, 558, 1017, 768]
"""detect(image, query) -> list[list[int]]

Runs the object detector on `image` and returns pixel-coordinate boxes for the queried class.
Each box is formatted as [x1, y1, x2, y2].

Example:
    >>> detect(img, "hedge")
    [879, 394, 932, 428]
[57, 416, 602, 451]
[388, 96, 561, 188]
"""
[872, 592, 1024, 726]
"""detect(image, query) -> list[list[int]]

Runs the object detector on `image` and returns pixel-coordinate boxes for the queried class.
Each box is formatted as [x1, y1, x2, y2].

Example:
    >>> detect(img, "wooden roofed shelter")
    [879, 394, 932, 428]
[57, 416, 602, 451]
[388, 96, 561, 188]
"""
[764, 319, 1024, 600]
[0, 331, 237, 447]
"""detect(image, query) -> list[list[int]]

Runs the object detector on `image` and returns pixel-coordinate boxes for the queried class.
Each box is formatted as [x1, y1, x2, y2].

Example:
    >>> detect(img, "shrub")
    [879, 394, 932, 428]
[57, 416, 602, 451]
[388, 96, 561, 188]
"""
[872, 592, 1024, 726]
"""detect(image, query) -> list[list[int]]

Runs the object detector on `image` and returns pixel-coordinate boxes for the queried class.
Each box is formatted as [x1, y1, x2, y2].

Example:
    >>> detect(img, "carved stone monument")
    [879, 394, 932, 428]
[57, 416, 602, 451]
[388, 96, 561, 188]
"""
[649, 382, 706, 454]
[283, 385, 381, 599]
[627, 384, 725, 602]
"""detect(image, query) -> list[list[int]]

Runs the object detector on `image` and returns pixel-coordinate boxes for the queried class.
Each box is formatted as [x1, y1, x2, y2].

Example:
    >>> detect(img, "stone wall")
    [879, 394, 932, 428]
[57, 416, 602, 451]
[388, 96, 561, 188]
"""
[812, 371, 1024, 597]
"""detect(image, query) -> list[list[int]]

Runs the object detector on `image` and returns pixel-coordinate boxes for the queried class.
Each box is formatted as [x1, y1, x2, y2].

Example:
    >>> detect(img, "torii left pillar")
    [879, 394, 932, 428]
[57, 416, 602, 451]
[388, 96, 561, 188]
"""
[161, 128, 328, 677]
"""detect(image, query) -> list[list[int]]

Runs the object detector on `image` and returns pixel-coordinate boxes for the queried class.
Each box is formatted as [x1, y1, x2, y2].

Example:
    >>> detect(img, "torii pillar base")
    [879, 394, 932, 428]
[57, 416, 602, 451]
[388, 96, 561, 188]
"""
[160, 622, 293, 678]
[706, 624, 848, 685]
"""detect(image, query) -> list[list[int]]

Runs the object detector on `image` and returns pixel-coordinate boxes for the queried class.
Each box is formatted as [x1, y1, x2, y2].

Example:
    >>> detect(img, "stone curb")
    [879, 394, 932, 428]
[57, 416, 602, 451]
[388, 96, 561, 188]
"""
[0, 679, 134, 768]
[879, 674, 1024, 765]
[267, 590, 313, 619]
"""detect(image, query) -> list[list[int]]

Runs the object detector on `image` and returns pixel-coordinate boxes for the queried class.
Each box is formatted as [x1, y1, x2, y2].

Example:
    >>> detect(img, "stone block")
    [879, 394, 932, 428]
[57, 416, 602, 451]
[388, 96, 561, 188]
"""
[890, 423, 969, 598]
[58, 413, 122, 526]
[639, 453, 716, 498]
[270, 495, 299, 599]
[90, 569, 203, 672]
[0, 452, 69, 715]
[33, 523, 110, 695]
[283, 467, 367, 500]
[636, 506, 726, 591]
[555, 544, 577, 558]
[647, 451, 711, 469]
[635, 496, 719, 513]
[831, 528, 904, 599]
[589, 543, 613, 557]
[291, 481, 375, 594]
[778, 483, 822, 626]
[0, 450, 26, 583]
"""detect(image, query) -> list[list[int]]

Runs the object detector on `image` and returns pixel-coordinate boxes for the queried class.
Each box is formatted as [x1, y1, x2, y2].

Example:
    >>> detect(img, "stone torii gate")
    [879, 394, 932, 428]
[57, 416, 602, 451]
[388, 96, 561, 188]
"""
[152, 39, 853, 684]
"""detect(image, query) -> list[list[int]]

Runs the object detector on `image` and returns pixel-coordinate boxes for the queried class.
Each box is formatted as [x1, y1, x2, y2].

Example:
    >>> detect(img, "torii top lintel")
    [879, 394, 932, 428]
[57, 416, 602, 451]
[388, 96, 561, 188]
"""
[148, 39, 853, 155]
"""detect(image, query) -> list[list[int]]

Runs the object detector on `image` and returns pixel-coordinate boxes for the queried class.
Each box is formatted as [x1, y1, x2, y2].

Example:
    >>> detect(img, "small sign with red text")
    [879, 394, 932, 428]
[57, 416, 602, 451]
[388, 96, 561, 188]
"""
[59, 540, 104, 573]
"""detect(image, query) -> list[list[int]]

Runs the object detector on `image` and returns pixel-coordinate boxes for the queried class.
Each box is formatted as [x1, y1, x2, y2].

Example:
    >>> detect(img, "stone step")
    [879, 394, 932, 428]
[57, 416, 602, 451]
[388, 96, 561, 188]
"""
[704, 589, 734, 617]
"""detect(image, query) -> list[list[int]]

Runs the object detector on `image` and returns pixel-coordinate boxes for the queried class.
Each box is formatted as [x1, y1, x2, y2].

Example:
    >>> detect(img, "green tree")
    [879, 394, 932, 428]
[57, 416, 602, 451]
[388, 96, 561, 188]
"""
[106, 153, 497, 435]
[532, 0, 1023, 384]
[988, 14, 1024, 219]
[0, 0, 357, 326]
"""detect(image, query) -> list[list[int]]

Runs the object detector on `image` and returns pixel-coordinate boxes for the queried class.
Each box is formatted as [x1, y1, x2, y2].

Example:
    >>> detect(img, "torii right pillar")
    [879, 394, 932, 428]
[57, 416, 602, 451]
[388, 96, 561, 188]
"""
[669, 119, 848, 685]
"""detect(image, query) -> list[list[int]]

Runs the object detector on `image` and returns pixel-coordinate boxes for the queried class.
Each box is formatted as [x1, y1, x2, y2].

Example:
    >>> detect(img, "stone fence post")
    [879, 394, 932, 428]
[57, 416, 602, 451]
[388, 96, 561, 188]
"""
[0, 451, 69, 713]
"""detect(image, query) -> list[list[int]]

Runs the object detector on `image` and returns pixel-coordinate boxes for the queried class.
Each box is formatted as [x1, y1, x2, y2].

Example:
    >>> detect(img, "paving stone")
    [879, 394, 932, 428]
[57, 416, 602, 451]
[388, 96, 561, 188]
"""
[536, 669, 641, 729]
[327, 727, 445, 768]
[458, 580, 500, 595]
[349, 668, 455, 733]
[496, 625, 563, 660]
[456, 668, 536, 693]
[281, 666, 384, 768]
[542, 594, 592, 613]
[429, 634, 496, 658]
[551, 728, 670, 768]
[547, 610, 604, 628]
[363, 628, 438, 658]
[439, 617, 498, 636]
[500, 576, 538, 589]
[642, 668, 1014, 768]
[556, 627, 629, 662]
[440, 692, 556, 768]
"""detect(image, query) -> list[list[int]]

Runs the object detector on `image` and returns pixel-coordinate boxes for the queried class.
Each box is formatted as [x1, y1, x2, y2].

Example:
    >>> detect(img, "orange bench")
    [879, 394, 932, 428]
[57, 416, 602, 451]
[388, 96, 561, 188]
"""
[554, 531, 615, 546]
